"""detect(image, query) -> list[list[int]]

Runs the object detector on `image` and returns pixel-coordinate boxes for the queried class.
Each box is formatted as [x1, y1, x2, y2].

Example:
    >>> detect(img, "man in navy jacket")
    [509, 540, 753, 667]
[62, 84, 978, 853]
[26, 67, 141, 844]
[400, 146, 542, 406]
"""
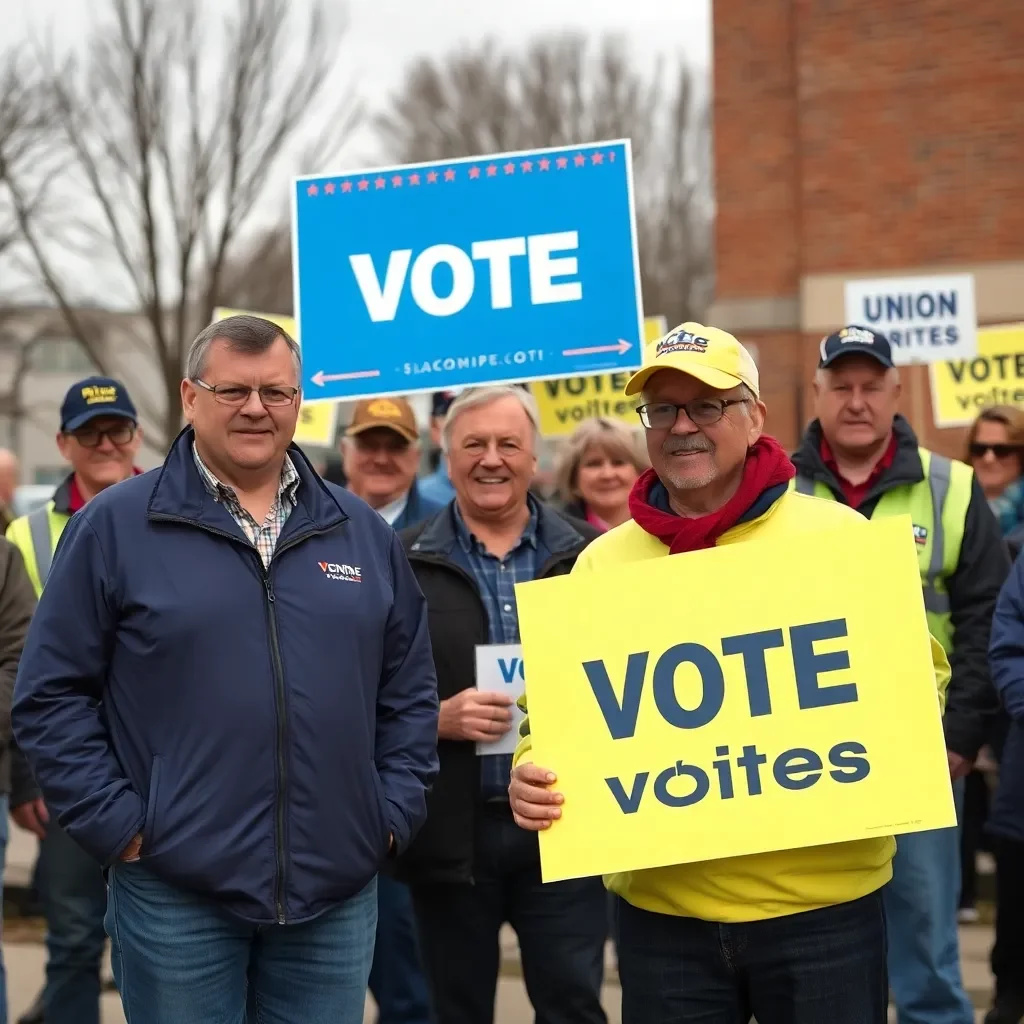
[12, 315, 439, 1024]
[987, 565, 1024, 1024]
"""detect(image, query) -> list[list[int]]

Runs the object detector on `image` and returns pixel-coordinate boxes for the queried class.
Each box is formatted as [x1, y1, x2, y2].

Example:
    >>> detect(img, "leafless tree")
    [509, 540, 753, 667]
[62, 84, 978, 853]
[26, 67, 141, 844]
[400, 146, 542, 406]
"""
[376, 35, 713, 326]
[0, 0, 358, 449]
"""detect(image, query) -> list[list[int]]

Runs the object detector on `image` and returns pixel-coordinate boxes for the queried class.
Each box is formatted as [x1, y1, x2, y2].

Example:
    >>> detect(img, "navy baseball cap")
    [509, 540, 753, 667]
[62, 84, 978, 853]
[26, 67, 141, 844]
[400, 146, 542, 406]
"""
[818, 326, 894, 370]
[60, 376, 138, 432]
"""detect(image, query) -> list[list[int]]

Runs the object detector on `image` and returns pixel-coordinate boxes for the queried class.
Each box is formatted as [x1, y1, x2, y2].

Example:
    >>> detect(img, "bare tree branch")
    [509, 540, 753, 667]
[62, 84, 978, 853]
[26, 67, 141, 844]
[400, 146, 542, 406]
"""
[0, 0, 358, 450]
[375, 34, 713, 326]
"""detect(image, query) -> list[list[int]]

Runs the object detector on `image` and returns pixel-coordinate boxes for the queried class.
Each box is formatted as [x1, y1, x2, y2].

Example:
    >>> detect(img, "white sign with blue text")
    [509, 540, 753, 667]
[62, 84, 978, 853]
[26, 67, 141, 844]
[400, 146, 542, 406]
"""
[843, 273, 977, 366]
[292, 140, 644, 402]
[475, 643, 527, 757]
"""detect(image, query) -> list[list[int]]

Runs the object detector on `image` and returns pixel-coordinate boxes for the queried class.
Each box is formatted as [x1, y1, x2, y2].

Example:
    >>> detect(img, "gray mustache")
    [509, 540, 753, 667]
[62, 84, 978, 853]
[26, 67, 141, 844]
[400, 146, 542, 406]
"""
[662, 437, 714, 455]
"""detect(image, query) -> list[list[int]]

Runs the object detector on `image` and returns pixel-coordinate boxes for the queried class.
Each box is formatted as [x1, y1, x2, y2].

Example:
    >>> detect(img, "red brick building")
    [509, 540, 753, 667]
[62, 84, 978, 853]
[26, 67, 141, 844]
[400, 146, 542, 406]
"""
[709, 0, 1024, 454]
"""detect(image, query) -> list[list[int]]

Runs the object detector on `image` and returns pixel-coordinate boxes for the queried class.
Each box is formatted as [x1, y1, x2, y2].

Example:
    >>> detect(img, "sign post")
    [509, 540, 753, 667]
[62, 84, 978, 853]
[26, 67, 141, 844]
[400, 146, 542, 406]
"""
[292, 140, 644, 402]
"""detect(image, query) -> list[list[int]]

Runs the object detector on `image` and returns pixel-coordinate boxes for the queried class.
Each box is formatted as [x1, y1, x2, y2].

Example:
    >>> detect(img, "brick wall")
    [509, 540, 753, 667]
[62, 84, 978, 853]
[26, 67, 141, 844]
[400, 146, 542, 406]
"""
[713, 0, 1024, 454]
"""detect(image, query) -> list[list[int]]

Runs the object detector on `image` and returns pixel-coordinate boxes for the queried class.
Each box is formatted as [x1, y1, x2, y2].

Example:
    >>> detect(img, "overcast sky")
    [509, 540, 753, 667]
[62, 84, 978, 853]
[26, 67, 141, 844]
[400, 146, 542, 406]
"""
[8, 0, 712, 168]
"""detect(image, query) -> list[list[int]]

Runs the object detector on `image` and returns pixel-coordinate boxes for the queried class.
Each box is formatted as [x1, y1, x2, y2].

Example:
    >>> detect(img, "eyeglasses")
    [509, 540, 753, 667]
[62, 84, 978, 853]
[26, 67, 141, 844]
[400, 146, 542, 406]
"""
[636, 398, 749, 430]
[969, 442, 1022, 460]
[192, 379, 299, 407]
[70, 423, 136, 448]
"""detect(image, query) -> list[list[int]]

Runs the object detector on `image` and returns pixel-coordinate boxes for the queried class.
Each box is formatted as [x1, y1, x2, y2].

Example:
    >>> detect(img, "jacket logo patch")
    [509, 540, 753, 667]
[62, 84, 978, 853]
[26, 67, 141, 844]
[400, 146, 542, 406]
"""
[912, 524, 928, 545]
[318, 561, 362, 582]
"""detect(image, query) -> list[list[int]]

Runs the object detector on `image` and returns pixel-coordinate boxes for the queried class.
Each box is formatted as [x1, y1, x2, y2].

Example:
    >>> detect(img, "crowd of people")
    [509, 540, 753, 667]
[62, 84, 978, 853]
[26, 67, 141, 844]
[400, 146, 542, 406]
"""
[0, 314, 1020, 1024]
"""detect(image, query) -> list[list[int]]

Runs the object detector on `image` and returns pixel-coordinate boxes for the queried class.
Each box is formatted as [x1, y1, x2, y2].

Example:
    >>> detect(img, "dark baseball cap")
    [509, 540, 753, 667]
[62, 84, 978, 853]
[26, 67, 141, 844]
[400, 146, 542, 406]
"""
[818, 326, 894, 370]
[60, 376, 138, 433]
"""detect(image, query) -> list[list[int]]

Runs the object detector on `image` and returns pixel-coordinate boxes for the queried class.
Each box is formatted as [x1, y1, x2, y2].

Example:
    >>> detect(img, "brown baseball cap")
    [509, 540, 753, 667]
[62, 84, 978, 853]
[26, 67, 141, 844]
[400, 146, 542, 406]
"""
[345, 397, 419, 444]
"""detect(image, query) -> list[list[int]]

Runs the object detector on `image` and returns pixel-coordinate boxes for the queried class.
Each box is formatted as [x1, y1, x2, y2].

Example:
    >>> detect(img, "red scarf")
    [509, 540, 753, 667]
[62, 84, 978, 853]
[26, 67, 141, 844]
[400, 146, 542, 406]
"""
[628, 436, 795, 553]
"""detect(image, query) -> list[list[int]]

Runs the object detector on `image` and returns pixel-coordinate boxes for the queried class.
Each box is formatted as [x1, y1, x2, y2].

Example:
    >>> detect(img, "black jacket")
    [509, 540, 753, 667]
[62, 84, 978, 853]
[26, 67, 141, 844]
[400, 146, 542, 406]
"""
[395, 501, 598, 885]
[0, 539, 35, 796]
[793, 415, 1009, 760]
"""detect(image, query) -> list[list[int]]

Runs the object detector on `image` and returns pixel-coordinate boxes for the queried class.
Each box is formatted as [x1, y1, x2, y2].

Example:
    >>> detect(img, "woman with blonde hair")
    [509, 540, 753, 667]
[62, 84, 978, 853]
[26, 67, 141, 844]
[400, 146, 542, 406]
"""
[555, 417, 649, 531]
[967, 406, 1024, 543]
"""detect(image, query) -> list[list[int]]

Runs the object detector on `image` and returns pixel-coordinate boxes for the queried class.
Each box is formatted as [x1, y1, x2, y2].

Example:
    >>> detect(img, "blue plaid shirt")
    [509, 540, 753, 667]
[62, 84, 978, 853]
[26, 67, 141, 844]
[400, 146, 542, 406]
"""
[452, 499, 539, 801]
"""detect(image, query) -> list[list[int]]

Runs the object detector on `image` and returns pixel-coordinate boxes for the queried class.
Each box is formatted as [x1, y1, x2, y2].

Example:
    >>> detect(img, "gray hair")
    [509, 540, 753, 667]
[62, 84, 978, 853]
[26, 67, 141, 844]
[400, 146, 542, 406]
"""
[186, 315, 302, 381]
[442, 385, 542, 452]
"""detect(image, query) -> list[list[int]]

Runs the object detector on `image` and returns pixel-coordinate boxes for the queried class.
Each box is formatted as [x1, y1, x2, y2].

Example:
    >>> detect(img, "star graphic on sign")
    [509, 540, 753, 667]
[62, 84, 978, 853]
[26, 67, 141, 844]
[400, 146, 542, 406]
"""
[426, 171, 438, 183]
[443, 168, 456, 181]
[538, 158, 550, 171]
[556, 157, 568, 169]
[486, 164, 498, 177]
[392, 175, 403, 187]
[357, 179, 369, 191]
[341, 181, 353, 193]
[323, 182, 336, 194]
[408, 173, 421, 185]
[503, 162, 515, 174]
[520, 160, 533, 172]
[469, 166, 481, 179]
[591, 152, 604, 165]
[375, 177, 386, 189]
[573, 153, 586, 167]
[306, 184, 318, 196]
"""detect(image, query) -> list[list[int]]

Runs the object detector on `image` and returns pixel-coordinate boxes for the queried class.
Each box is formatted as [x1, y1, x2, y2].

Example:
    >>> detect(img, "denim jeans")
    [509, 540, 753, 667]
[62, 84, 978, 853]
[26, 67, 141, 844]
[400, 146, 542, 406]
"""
[369, 873, 433, 1024]
[884, 777, 973, 1024]
[411, 803, 607, 1024]
[0, 794, 9, 1024]
[616, 890, 888, 1024]
[105, 861, 377, 1024]
[38, 818, 107, 1024]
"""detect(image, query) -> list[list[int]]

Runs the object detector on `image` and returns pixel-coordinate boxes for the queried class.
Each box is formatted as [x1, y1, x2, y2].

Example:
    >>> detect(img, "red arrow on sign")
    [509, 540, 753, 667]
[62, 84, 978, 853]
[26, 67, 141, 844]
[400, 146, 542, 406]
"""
[561, 339, 632, 358]
[310, 369, 381, 386]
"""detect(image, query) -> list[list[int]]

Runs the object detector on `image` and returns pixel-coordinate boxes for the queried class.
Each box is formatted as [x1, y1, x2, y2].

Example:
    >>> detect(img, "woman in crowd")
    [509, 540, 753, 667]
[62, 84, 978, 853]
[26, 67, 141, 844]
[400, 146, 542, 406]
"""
[969, 405, 1024, 545]
[555, 417, 649, 531]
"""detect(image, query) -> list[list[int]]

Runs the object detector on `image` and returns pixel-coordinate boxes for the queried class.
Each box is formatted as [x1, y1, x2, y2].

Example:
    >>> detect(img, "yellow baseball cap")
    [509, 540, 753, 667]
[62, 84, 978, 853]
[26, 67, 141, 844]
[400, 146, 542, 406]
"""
[624, 321, 760, 398]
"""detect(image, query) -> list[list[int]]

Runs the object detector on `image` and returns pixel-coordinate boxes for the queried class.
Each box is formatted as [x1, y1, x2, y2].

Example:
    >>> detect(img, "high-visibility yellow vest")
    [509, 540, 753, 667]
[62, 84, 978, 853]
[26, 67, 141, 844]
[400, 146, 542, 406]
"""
[5, 502, 71, 598]
[792, 448, 972, 653]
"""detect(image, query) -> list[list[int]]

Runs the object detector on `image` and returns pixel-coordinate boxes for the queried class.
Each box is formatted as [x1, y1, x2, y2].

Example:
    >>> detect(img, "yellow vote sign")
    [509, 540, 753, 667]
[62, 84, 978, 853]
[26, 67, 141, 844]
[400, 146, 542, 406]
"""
[211, 307, 339, 447]
[929, 322, 1024, 427]
[531, 316, 667, 436]
[514, 516, 954, 883]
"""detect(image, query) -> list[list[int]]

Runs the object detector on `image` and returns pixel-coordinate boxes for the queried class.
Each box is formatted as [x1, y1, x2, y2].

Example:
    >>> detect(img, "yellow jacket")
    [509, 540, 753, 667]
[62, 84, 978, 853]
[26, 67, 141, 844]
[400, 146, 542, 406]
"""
[513, 488, 951, 923]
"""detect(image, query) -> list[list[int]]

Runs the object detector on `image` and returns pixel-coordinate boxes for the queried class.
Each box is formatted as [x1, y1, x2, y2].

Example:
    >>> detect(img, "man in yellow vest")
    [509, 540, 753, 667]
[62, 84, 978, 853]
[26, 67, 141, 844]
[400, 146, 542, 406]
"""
[6, 375, 142, 1024]
[791, 326, 1008, 1024]
[510, 322, 953, 1024]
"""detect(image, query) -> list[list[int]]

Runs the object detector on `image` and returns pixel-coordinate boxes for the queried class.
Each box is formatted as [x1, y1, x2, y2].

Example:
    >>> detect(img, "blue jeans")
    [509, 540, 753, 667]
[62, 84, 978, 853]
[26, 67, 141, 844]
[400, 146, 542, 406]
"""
[884, 776, 973, 1024]
[0, 794, 9, 1024]
[105, 862, 377, 1024]
[39, 818, 107, 1024]
[369, 873, 433, 1024]
[616, 890, 889, 1024]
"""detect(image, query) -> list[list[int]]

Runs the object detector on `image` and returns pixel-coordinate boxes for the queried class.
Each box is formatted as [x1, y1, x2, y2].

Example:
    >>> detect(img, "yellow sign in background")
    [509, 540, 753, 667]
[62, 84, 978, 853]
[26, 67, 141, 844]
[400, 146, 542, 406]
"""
[211, 307, 339, 447]
[530, 316, 667, 436]
[514, 516, 954, 883]
[929, 323, 1024, 428]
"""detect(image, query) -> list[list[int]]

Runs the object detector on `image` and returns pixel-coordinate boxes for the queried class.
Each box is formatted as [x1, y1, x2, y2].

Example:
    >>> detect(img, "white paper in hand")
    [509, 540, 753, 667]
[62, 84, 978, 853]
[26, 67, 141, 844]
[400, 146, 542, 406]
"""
[475, 643, 527, 756]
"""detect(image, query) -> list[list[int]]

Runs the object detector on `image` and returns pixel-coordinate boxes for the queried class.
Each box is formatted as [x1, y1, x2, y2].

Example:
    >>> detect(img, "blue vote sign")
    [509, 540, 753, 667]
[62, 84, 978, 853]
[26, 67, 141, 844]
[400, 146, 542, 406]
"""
[291, 140, 643, 402]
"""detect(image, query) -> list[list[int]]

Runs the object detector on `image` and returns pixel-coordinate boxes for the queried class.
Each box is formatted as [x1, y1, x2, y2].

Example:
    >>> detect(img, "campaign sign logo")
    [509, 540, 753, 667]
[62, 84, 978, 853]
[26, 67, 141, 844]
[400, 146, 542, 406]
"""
[292, 140, 644, 402]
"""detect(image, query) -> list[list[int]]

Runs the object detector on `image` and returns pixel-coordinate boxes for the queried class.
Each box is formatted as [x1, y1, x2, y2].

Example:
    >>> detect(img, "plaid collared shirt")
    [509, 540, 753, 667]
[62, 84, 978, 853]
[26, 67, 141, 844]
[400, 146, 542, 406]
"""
[192, 443, 300, 568]
[452, 499, 539, 801]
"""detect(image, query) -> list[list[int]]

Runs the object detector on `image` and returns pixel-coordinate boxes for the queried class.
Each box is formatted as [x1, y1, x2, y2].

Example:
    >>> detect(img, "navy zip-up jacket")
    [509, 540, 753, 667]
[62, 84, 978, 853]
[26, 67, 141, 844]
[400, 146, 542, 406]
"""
[12, 428, 439, 924]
